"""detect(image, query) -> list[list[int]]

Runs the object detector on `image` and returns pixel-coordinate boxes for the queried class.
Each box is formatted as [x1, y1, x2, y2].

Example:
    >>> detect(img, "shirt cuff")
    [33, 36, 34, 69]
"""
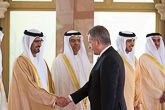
[68, 95, 73, 102]
[53, 102, 56, 107]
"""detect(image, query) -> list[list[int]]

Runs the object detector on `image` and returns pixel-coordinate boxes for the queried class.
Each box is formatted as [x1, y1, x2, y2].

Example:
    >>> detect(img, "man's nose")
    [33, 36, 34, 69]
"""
[155, 40, 159, 44]
[130, 41, 135, 46]
[75, 40, 80, 44]
[38, 42, 42, 46]
[132, 42, 135, 45]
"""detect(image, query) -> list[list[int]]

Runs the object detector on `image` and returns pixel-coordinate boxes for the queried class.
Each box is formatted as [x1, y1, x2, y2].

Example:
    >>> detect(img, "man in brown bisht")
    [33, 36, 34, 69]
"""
[8, 29, 64, 110]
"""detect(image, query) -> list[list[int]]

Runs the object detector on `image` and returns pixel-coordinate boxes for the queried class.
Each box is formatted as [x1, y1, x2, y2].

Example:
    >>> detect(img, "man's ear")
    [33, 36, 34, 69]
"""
[96, 39, 100, 47]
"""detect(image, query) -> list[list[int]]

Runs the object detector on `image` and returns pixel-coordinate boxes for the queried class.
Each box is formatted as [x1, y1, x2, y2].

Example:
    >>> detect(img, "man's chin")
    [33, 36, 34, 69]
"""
[35, 50, 40, 53]
[128, 48, 133, 52]
[73, 49, 80, 53]
[94, 52, 99, 55]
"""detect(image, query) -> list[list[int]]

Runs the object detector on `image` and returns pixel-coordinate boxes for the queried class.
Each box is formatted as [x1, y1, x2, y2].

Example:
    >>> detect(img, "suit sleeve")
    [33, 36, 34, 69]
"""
[70, 81, 89, 104]
[100, 57, 119, 110]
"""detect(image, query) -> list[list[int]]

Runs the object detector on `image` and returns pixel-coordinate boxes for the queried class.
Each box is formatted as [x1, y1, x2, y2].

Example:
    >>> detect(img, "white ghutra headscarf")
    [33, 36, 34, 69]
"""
[21, 29, 48, 91]
[64, 30, 91, 83]
[145, 33, 165, 68]
[116, 31, 137, 70]
[0, 27, 4, 77]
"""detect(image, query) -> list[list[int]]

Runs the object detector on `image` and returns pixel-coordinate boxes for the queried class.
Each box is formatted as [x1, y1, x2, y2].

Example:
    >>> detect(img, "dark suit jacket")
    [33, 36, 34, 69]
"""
[70, 46, 127, 110]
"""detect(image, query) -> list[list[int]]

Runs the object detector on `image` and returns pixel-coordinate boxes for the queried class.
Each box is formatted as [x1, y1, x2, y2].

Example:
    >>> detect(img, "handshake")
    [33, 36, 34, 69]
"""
[56, 95, 71, 107]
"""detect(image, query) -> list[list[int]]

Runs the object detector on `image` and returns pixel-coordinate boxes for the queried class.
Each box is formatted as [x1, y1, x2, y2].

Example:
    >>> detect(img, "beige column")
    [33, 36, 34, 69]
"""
[155, 0, 165, 42]
[0, 0, 10, 25]
[56, 0, 94, 62]
[155, 0, 165, 20]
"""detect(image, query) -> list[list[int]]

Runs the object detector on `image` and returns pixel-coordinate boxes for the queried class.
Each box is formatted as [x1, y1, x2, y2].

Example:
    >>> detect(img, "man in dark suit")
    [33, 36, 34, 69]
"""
[56, 25, 127, 110]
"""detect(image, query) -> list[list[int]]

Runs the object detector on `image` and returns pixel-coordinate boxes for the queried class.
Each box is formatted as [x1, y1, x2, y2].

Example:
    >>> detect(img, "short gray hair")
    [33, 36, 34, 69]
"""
[87, 25, 111, 45]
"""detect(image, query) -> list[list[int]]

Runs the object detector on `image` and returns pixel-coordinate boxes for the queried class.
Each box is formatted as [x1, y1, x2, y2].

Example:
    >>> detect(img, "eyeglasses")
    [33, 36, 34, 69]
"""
[70, 39, 81, 42]
[152, 39, 160, 42]
[33, 39, 44, 44]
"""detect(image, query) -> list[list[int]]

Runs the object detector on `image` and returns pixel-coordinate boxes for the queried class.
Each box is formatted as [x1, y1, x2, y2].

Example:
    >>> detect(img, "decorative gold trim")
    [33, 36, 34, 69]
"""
[144, 53, 165, 73]
[139, 63, 163, 91]
[139, 54, 164, 91]
[18, 54, 56, 96]
[120, 55, 135, 73]
[61, 53, 80, 89]
[61, 53, 88, 109]
[47, 67, 50, 93]
[20, 54, 41, 87]
[45, 59, 56, 93]
[50, 70, 55, 94]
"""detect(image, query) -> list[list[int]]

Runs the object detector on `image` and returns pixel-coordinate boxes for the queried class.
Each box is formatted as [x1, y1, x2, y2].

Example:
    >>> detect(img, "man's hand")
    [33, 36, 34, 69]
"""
[56, 95, 71, 107]
[160, 98, 164, 103]
[160, 91, 165, 103]
[134, 102, 140, 110]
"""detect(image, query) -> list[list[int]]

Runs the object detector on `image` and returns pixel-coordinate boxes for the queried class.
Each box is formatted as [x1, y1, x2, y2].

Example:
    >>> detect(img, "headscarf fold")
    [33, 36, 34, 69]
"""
[145, 33, 165, 68]
[116, 31, 137, 70]
[64, 30, 90, 81]
[21, 29, 48, 90]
